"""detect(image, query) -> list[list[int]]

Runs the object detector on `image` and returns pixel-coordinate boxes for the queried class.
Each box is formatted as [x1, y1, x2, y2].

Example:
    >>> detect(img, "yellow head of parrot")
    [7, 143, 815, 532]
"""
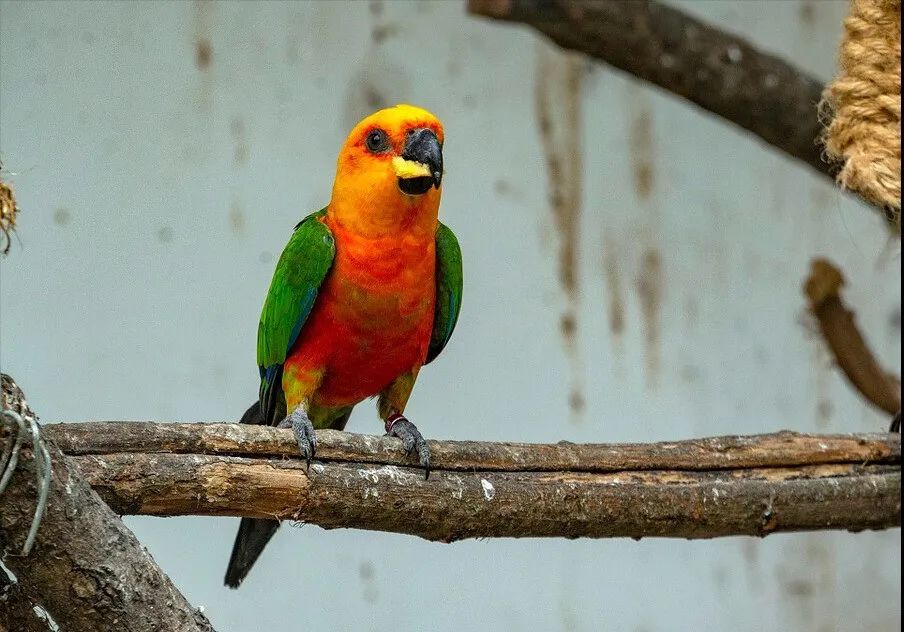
[328, 104, 445, 236]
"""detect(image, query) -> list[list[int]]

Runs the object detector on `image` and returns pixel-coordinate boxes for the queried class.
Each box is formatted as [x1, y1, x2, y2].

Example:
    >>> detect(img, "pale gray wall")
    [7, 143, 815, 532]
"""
[1, 1, 900, 631]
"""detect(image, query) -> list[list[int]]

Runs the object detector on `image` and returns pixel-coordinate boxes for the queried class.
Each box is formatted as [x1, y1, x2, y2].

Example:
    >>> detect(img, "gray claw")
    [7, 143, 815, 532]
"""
[278, 409, 317, 468]
[386, 417, 431, 479]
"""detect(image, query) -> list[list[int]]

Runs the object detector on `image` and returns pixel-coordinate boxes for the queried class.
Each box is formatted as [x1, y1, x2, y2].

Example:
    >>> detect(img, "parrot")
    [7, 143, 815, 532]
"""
[224, 104, 462, 588]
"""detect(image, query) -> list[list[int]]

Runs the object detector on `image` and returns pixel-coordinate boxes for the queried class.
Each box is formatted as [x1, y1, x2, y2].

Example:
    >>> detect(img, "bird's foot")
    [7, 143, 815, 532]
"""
[891, 410, 901, 433]
[277, 409, 316, 468]
[385, 413, 430, 479]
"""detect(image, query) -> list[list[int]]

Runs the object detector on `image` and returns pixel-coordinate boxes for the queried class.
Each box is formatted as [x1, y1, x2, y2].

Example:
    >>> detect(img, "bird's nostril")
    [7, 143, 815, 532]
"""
[407, 127, 434, 142]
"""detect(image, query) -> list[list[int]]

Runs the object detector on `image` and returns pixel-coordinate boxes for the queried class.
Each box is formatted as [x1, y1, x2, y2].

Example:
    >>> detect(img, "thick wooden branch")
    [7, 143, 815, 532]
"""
[0, 571, 53, 632]
[45, 423, 901, 540]
[0, 377, 215, 632]
[804, 258, 901, 418]
[468, 0, 888, 218]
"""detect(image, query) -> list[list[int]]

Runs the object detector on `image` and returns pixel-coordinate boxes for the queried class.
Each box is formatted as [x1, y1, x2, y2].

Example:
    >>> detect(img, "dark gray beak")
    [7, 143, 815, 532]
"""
[401, 128, 443, 189]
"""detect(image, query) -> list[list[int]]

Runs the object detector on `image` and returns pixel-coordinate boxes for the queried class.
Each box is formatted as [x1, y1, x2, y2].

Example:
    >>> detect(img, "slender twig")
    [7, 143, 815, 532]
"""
[804, 258, 901, 422]
[24, 413, 52, 555]
[0, 412, 25, 494]
[0, 409, 51, 555]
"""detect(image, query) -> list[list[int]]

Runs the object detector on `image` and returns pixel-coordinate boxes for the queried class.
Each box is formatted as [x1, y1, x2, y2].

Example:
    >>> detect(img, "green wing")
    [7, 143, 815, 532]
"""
[257, 209, 335, 425]
[426, 222, 463, 364]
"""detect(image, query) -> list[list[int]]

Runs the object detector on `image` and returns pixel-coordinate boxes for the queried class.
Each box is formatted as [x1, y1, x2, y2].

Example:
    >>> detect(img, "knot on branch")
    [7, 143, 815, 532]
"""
[804, 258, 845, 306]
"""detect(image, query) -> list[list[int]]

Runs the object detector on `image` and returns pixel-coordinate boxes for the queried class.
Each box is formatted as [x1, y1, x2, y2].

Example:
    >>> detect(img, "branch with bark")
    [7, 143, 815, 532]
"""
[0, 571, 53, 632]
[44, 422, 901, 540]
[804, 258, 901, 426]
[0, 375, 216, 632]
[467, 0, 891, 219]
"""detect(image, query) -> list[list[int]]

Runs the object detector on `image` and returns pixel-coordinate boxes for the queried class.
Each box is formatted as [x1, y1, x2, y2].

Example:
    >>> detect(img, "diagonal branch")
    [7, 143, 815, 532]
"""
[44, 422, 901, 540]
[0, 570, 54, 632]
[0, 376, 216, 632]
[467, 0, 890, 218]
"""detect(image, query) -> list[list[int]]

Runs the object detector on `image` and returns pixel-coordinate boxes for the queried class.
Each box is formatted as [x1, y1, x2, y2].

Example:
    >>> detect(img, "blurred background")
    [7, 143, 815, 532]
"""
[0, 1, 900, 630]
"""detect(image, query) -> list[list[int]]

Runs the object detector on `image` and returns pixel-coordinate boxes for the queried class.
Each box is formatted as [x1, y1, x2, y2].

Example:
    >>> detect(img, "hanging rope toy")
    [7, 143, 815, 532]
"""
[821, 0, 902, 231]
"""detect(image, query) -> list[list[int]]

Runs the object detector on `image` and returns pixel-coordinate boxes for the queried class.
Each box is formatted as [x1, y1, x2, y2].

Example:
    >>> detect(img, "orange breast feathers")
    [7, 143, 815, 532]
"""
[282, 104, 445, 410]
[285, 220, 437, 408]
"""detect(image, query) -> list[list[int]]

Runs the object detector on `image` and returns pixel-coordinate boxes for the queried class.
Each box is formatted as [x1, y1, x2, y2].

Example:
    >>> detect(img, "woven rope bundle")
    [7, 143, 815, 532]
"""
[821, 0, 901, 230]
[0, 178, 18, 255]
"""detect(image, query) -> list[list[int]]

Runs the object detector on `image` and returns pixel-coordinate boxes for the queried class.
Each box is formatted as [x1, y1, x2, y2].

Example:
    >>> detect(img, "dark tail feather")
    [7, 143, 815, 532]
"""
[224, 400, 276, 588]
[239, 400, 265, 425]
[224, 517, 280, 588]
[223, 402, 354, 588]
[330, 406, 354, 431]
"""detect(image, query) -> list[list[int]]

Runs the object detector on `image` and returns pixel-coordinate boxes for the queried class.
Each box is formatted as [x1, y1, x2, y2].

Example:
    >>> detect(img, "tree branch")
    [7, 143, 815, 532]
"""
[45, 422, 901, 540]
[0, 376, 215, 632]
[1, 570, 54, 632]
[467, 0, 889, 217]
[804, 258, 901, 418]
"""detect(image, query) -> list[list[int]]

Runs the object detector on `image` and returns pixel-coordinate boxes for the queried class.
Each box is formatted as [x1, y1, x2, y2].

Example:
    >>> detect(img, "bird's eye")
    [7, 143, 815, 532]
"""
[365, 129, 389, 153]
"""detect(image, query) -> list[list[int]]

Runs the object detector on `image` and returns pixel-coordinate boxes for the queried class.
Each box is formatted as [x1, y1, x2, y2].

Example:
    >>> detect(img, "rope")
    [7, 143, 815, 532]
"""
[821, 0, 901, 230]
